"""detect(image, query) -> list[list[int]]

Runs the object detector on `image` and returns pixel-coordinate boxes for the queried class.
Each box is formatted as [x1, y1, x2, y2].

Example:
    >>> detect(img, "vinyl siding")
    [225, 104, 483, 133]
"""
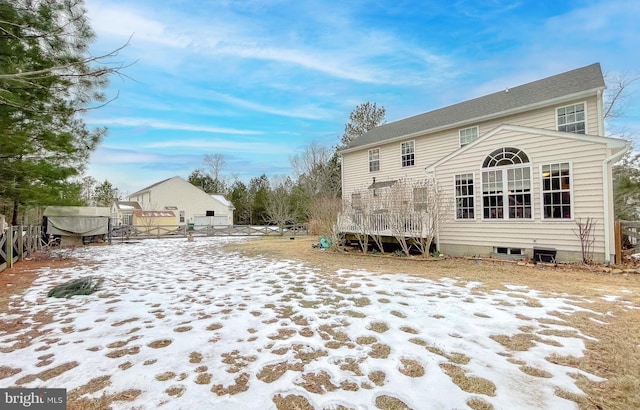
[434, 128, 610, 261]
[341, 96, 602, 198]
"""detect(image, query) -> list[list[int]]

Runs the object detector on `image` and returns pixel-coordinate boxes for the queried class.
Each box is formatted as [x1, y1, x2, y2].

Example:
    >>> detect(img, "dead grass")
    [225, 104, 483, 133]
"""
[489, 333, 538, 351]
[211, 372, 250, 396]
[0, 366, 21, 379]
[439, 363, 496, 396]
[519, 365, 553, 378]
[1, 236, 638, 409]
[399, 358, 425, 377]
[466, 397, 495, 410]
[296, 370, 338, 394]
[147, 339, 172, 348]
[368, 321, 390, 333]
[226, 236, 640, 408]
[272, 394, 314, 410]
[375, 395, 412, 409]
[155, 371, 176, 381]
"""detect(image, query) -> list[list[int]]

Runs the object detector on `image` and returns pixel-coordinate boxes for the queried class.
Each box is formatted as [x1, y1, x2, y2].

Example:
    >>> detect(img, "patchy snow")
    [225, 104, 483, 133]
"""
[0, 237, 611, 409]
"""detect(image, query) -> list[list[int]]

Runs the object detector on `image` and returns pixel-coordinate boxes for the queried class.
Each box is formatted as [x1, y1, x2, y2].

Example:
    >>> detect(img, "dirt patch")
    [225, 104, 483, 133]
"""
[148, 339, 172, 348]
[399, 358, 425, 377]
[439, 363, 496, 396]
[211, 372, 250, 396]
[0, 253, 78, 314]
[375, 394, 412, 410]
[272, 393, 315, 410]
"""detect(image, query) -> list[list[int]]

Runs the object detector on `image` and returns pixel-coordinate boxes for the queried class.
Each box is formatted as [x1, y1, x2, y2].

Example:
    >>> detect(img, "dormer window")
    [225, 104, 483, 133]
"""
[459, 126, 478, 147]
[557, 103, 586, 134]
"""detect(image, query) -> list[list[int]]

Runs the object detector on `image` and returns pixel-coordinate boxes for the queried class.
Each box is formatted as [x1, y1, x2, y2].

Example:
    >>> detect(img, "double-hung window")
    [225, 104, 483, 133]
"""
[481, 147, 532, 220]
[401, 141, 415, 167]
[455, 173, 475, 219]
[557, 103, 586, 134]
[459, 126, 478, 147]
[369, 148, 380, 172]
[542, 163, 572, 219]
[351, 193, 362, 211]
[413, 186, 428, 211]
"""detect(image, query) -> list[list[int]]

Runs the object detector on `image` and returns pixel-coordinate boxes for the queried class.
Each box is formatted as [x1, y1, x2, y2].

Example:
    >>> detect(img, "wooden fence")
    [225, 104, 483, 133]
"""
[110, 224, 308, 240]
[0, 224, 306, 272]
[615, 220, 640, 264]
[0, 225, 43, 273]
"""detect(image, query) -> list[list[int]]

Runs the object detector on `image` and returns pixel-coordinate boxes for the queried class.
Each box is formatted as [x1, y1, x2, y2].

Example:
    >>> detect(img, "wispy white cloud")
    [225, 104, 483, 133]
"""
[202, 91, 335, 120]
[144, 139, 294, 155]
[86, 0, 451, 86]
[86, 117, 262, 135]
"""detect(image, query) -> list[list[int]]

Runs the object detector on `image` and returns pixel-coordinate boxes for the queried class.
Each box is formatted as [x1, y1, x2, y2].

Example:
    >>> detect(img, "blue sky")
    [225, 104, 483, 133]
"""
[83, 0, 640, 195]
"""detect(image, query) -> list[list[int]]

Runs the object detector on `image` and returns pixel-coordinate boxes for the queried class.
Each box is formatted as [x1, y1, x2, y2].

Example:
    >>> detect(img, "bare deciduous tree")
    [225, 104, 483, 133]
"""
[574, 217, 597, 264]
[291, 142, 341, 199]
[202, 153, 228, 194]
[386, 179, 415, 256]
[350, 191, 372, 253]
[265, 177, 296, 234]
[409, 177, 447, 257]
[307, 195, 343, 249]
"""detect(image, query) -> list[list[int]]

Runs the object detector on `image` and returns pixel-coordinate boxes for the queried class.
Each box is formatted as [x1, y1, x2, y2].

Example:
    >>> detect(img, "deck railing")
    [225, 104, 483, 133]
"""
[337, 212, 430, 238]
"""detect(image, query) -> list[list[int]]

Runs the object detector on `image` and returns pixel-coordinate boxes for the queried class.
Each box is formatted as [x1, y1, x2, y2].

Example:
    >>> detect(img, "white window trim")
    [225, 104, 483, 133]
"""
[539, 161, 574, 221]
[459, 126, 479, 147]
[556, 101, 587, 134]
[369, 148, 380, 173]
[481, 164, 534, 221]
[401, 140, 416, 168]
[454, 172, 476, 221]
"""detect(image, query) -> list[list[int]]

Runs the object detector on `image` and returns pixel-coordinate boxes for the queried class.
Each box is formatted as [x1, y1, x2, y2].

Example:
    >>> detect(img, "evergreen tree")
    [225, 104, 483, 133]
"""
[339, 102, 386, 148]
[0, 0, 119, 224]
[188, 169, 218, 193]
[92, 180, 119, 207]
[248, 174, 270, 225]
[229, 180, 250, 224]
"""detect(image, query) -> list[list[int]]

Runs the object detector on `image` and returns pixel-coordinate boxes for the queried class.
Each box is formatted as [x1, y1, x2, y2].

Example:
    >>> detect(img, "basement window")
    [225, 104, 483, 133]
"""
[494, 247, 522, 255]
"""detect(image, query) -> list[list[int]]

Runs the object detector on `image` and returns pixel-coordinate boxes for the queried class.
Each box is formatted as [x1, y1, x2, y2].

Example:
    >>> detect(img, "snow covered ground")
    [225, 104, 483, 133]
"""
[0, 237, 610, 409]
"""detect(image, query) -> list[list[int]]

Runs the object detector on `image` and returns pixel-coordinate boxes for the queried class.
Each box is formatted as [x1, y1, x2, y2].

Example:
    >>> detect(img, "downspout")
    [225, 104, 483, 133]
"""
[424, 167, 440, 253]
[596, 90, 604, 136]
[602, 143, 630, 264]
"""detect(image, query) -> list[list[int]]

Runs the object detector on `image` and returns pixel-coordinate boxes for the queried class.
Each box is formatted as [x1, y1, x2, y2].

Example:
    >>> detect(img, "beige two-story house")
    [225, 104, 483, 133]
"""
[339, 63, 629, 263]
[127, 176, 235, 227]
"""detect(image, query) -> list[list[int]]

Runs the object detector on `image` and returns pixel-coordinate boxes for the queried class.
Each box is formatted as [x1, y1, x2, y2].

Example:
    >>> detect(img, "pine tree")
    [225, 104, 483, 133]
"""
[0, 0, 118, 224]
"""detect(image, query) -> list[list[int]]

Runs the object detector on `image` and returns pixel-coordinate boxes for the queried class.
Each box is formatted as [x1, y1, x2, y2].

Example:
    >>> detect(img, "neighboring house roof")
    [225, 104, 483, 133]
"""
[211, 194, 235, 209]
[342, 63, 605, 152]
[134, 210, 176, 218]
[114, 201, 142, 211]
[128, 177, 173, 197]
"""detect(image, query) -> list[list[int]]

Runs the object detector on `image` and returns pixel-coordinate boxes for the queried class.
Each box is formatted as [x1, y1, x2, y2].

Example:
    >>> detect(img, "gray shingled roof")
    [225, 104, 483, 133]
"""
[345, 63, 604, 150]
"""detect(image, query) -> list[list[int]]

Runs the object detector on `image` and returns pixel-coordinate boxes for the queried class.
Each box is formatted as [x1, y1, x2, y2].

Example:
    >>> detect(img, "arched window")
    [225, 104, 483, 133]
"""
[482, 147, 529, 168]
[481, 147, 532, 220]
